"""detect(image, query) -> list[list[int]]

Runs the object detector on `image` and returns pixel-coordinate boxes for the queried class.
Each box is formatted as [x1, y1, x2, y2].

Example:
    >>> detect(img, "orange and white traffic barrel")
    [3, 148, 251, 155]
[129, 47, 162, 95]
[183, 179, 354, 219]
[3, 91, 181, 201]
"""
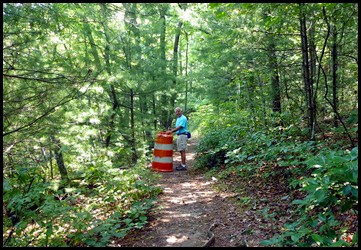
[152, 132, 173, 172]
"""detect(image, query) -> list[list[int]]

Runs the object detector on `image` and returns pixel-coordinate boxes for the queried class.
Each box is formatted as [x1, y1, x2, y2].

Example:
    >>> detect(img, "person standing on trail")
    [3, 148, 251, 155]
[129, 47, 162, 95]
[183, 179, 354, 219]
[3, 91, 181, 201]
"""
[166, 107, 189, 171]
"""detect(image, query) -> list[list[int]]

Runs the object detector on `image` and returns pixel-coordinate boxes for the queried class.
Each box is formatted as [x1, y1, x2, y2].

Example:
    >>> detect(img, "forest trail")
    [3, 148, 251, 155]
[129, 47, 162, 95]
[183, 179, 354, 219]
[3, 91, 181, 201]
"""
[111, 137, 250, 247]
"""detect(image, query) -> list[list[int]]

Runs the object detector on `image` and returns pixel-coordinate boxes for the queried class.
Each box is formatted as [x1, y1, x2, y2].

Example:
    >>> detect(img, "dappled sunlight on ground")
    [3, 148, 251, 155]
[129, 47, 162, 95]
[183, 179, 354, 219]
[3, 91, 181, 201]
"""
[166, 234, 188, 244]
[111, 138, 242, 247]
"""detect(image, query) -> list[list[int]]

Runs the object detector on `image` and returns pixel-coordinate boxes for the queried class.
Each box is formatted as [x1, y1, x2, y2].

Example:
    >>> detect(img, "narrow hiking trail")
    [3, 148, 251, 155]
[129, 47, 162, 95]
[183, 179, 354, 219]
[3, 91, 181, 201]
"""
[111, 138, 268, 247]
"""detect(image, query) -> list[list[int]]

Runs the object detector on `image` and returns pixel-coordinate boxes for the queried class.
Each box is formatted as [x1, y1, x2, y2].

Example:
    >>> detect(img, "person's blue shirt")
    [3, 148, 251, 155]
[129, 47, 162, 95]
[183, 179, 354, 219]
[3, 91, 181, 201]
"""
[176, 115, 188, 135]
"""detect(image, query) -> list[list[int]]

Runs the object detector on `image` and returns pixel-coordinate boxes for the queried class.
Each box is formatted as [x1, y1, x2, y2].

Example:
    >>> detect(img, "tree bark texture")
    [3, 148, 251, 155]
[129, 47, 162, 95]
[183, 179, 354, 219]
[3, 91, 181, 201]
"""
[299, 3, 316, 140]
[130, 89, 137, 163]
[331, 25, 339, 128]
[159, 5, 169, 130]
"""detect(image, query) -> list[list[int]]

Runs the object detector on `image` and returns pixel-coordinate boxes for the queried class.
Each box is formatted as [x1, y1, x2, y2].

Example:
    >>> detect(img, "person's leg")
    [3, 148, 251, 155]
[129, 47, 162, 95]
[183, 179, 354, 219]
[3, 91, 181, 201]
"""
[180, 150, 186, 165]
[176, 135, 187, 170]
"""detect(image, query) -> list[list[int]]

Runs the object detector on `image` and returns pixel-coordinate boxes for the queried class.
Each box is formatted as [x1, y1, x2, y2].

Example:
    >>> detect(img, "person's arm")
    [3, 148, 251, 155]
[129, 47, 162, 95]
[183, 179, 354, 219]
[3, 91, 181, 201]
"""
[166, 126, 183, 134]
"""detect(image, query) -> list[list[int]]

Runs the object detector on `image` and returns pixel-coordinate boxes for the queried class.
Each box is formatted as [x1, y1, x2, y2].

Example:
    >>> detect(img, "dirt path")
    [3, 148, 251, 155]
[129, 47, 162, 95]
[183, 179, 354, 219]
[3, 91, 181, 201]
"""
[110, 137, 358, 247]
[111, 138, 250, 247]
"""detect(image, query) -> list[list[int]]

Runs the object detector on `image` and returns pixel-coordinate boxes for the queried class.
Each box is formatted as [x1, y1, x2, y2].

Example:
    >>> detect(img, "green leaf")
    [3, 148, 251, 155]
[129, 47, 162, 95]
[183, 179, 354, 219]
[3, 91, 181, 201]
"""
[290, 233, 301, 242]
[340, 200, 353, 212]
[3, 179, 11, 192]
[291, 199, 307, 206]
[114, 231, 126, 238]
[209, 3, 220, 9]
[284, 221, 299, 230]
[352, 231, 358, 244]
[65, 187, 76, 193]
[60, 145, 70, 153]
[318, 213, 326, 222]
[310, 219, 318, 228]
[124, 218, 132, 225]
[350, 147, 358, 161]
[46, 225, 53, 237]
[311, 234, 324, 244]
[15, 221, 28, 235]
[260, 234, 284, 246]
[216, 11, 226, 19]
[330, 240, 348, 247]
[314, 189, 327, 203]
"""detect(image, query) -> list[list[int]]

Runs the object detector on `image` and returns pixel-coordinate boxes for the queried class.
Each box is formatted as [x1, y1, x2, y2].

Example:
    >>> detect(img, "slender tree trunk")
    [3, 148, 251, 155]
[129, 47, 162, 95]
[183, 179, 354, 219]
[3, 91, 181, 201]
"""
[159, 5, 168, 130]
[152, 93, 157, 131]
[308, 21, 318, 139]
[168, 21, 183, 127]
[50, 135, 69, 183]
[49, 140, 53, 179]
[130, 89, 137, 163]
[185, 32, 189, 114]
[101, 4, 121, 148]
[320, 7, 354, 148]
[299, 3, 315, 140]
[83, 22, 102, 72]
[139, 94, 145, 141]
[172, 22, 183, 83]
[85, 9, 121, 148]
[331, 25, 339, 128]
[267, 36, 282, 114]
[254, 60, 267, 128]
[245, 79, 256, 128]
[40, 146, 48, 181]
[105, 85, 119, 147]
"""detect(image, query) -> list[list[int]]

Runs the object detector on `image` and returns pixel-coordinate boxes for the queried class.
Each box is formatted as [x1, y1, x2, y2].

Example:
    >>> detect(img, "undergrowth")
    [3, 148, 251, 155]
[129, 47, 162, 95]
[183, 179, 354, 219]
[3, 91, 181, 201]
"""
[194, 125, 358, 247]
[3, 163, 162, 247]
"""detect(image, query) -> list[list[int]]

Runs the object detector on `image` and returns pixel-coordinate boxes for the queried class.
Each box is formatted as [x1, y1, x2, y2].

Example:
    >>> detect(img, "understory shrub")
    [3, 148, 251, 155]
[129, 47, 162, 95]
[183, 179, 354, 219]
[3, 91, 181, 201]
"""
[195, 126, 358, 247]
[3, 164, 162, 247]
[261, 147, 358, 247]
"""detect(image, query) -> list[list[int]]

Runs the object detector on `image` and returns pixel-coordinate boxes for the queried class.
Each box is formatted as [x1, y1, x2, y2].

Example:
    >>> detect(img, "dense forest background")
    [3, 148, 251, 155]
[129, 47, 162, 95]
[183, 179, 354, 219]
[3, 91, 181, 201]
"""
[3, 3, 358, 247]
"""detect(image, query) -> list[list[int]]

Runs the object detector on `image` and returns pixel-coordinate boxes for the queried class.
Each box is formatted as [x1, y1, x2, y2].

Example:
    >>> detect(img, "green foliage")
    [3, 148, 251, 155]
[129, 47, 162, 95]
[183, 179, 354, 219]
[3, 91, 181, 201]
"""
[3, 164, 162, 247]
[3, 2, 358, 247]
[195, 112, 358, 247]
[194, 125, 246, 170]
[260, 147, 358, 247]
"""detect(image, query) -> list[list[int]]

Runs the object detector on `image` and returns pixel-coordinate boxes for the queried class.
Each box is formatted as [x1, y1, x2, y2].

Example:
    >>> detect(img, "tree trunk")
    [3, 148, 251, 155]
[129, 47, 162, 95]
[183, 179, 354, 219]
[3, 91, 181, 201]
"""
[152, 93, 157, 131]
[130, 89, 137, 163]
[172, 22, 183, 82]
[308, 21, 318, 139]
[159, 5, 168, 130]
[83, 22, 102, 72]
[168, 20, 183, 127]
[185, 31, 189, 114]
[40, 145, 48, 181]
[105, 85, 119, 147]
[49, 141, 54, 179]
[50, 135, 69, 183]
[321, 6, 354, 148]
[331, 25, 339, 128]
[267, 36, 282, 114]
[85, 8, 121, 148]
[299, 3, 315, 140]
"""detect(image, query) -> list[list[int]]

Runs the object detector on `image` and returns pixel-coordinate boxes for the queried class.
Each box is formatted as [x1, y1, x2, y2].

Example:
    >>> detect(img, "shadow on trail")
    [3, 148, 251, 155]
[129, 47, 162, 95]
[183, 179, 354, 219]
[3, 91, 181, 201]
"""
[111, 138, 243, 247]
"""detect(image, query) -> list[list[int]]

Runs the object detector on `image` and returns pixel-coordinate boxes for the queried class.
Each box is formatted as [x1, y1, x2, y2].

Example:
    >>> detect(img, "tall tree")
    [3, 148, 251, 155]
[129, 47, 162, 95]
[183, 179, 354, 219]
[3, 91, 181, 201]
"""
[299, 3, 316, 140]
[158, 4, 169, 129]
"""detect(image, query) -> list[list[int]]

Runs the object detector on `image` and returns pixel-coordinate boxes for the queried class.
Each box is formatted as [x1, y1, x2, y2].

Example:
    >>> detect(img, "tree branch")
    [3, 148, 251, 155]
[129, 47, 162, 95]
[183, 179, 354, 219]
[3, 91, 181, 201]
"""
[3, 76, 97, 137]
[320, 7, 355, 148]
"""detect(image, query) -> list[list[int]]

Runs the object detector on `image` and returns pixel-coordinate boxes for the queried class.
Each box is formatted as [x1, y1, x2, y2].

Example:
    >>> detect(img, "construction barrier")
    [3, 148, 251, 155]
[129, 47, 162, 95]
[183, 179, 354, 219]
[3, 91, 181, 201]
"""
[152, 132, 173, 172]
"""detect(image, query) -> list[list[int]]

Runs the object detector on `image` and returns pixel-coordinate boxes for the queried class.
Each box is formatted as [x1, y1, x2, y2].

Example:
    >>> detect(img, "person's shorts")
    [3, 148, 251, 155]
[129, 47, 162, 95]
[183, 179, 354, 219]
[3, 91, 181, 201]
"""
[177, 134, 188, 151]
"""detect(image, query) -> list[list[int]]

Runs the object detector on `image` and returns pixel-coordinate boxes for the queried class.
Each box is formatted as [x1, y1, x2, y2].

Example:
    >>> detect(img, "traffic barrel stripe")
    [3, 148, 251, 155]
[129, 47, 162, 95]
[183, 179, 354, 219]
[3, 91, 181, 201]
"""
[153, 149, 173, 157]
[152, 132, 173, 172]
